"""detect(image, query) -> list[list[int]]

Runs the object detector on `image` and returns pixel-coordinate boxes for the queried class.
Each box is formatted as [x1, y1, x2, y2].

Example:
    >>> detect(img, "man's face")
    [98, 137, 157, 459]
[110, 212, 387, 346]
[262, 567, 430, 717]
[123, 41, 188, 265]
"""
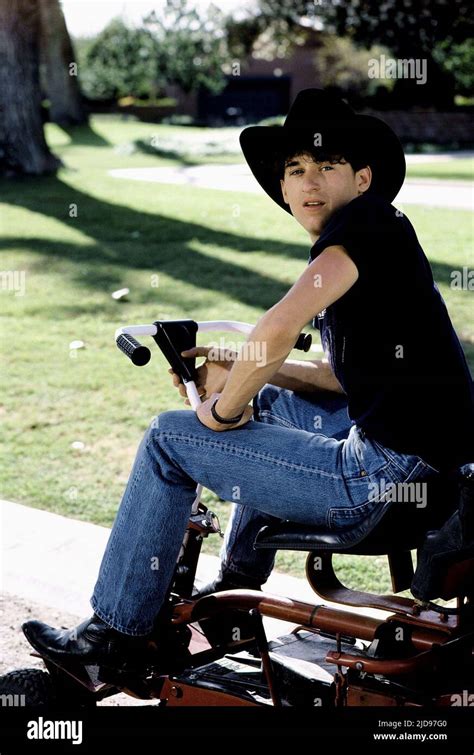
[280, 152, 372, 243]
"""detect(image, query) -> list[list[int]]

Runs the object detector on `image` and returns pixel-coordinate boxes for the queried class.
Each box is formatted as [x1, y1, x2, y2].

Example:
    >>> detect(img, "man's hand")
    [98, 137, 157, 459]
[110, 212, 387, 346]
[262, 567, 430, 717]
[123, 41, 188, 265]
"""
[196, 392, 254, 432]
[168, 346, 238, 406]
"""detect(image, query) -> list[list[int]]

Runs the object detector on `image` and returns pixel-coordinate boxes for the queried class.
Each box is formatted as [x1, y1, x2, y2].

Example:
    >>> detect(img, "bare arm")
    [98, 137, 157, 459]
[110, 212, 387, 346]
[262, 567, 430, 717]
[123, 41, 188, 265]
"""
[215, 245, 357, 419]
[269, 358, 345, 394]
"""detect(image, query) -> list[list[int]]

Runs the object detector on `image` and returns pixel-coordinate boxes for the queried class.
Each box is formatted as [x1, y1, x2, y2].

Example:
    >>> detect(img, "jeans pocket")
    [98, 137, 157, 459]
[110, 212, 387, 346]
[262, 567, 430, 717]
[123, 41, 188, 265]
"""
[329, 458, 415, 530]
[328, 495, 381, 531]
[372, 439, 440, 479]
[343, 425, 389, 480]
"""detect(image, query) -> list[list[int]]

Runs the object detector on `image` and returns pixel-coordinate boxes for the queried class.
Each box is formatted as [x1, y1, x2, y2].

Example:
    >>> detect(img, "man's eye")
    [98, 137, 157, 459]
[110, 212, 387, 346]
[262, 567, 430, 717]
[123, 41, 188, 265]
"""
[289, 165, 333, 175]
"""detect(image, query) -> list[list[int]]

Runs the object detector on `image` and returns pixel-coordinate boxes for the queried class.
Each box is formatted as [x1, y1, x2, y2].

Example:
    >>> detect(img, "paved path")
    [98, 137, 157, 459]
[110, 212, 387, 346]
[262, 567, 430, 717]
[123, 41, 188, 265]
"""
[109, 156, 473, 210]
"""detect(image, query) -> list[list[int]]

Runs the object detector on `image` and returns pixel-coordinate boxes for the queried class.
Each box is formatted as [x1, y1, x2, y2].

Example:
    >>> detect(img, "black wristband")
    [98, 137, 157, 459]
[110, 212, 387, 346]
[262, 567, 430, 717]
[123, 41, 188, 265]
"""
[210, 398, 245, 425]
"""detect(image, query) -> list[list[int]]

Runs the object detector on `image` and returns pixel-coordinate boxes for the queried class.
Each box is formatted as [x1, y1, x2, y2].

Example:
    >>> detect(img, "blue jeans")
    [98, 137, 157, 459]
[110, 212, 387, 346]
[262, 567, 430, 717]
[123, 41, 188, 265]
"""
[91, 384, 437, 635]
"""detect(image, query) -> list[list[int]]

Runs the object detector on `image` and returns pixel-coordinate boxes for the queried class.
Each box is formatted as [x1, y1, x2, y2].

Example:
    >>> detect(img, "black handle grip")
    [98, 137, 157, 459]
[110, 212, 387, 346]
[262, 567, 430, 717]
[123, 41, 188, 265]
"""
[152, 320, 198, 383]
[294, 332, 312, 352]
[116, 334, 151, 366]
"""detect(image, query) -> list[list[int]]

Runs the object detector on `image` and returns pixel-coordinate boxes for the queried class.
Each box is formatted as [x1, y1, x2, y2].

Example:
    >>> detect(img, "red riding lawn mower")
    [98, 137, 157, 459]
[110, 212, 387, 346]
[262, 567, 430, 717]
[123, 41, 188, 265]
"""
[2, 320, 473, 739]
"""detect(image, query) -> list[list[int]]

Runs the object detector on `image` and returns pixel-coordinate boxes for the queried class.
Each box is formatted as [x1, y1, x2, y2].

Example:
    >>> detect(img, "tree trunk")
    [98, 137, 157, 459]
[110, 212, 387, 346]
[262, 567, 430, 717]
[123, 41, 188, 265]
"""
[38, 0, 87, 126]
[0, 0, 61, 176]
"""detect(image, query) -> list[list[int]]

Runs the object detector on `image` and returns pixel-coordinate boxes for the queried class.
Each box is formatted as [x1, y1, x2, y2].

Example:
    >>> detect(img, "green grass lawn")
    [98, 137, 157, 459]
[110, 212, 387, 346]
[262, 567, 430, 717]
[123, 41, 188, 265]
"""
[405, 159, 473, 182]
[49, 114, 474, 177]
[1, 116, 472, 594]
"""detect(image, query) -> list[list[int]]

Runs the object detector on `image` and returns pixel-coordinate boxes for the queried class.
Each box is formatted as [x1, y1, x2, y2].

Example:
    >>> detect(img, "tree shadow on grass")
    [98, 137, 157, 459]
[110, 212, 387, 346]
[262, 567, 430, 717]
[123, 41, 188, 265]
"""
[2, 176, 472, 362]
[133, 139, 199, 166]
[3, 235, 295, 315]
[59, 123, 110, 147]
[1, 175, 311, 311]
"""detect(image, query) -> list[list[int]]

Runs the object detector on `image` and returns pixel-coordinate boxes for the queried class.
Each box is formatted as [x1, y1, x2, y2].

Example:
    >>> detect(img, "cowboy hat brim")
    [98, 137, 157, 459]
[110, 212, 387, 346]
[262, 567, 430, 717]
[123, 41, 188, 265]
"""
[239, 94, 406, 213]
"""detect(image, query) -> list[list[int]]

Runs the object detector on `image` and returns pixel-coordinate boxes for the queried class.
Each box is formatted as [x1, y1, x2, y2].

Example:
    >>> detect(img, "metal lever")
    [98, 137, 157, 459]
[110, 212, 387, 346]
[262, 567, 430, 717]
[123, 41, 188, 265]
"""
[248, 608, 282, 707]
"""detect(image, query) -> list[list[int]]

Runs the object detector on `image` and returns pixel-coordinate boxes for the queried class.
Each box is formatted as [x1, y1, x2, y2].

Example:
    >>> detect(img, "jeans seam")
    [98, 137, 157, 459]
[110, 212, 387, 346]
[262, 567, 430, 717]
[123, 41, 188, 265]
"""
[416, 458, 441, 475]
[257, 409, 301, 430]
[343, 462, 390, 481]
[157, 430, 342, 480]
[90, 600, 153, 636]
[225, 505, 245, 565]
[372, 435, 444, 477]
[351, 427, 369, 477]
[371, 439, 419, 475]
[97, 454, 147, 584]
[328, 498, 379, 527]
[402, 459, 432, 482]
[330, 462, 392, 527]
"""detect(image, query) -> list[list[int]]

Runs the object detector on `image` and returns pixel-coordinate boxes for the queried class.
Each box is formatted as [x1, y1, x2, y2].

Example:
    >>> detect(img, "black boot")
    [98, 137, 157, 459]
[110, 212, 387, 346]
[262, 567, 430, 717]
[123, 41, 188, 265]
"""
[193, 569, 264, 647]
[193, 567, 264, 599]
[22, 614, 158, 672]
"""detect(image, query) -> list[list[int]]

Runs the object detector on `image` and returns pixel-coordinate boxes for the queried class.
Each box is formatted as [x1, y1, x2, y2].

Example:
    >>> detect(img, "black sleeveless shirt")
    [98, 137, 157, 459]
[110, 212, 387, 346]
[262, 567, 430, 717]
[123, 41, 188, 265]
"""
[309, 192, 473, 472]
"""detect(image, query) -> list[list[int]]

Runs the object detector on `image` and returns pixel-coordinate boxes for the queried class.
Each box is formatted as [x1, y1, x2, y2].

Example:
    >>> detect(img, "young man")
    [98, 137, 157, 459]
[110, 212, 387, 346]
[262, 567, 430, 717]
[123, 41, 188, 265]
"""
[23, 89, 473, 669]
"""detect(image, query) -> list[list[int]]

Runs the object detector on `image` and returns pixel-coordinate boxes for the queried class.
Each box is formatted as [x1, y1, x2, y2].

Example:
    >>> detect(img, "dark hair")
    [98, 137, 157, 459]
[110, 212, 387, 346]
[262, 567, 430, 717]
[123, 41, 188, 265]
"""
[273, 135, 369, 181]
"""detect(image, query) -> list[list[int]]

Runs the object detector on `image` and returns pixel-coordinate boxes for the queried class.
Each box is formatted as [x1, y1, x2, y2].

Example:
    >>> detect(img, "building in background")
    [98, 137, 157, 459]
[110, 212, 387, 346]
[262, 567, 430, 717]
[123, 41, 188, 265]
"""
[169, 25, 323, 125]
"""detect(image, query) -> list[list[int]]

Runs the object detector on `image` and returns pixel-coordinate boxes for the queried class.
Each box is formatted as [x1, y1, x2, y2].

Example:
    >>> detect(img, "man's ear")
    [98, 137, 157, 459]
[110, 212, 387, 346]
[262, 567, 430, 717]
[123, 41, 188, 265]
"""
[357, 165, 372, 194]
[280, 178, 289, 204]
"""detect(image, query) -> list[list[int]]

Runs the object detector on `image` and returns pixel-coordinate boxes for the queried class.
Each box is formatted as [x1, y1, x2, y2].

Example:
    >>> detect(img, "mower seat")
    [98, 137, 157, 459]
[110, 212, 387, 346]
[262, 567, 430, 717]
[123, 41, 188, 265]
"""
[254, 471, 458, 556]
[254, 466, 472, 609]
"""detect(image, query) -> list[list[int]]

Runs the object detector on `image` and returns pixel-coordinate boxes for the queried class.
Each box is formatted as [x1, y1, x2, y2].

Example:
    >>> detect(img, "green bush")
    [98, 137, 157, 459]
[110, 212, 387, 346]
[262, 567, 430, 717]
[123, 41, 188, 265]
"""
[313, 35, 393, 100]
[433, 38, 474, 96]
[77, 1, 231, 102]
[80, 19, 161, 100]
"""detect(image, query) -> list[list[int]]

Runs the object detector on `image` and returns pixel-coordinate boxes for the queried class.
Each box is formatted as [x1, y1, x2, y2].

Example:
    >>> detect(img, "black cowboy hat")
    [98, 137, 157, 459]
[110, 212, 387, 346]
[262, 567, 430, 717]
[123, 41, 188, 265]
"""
[239, 88, 406, 213]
